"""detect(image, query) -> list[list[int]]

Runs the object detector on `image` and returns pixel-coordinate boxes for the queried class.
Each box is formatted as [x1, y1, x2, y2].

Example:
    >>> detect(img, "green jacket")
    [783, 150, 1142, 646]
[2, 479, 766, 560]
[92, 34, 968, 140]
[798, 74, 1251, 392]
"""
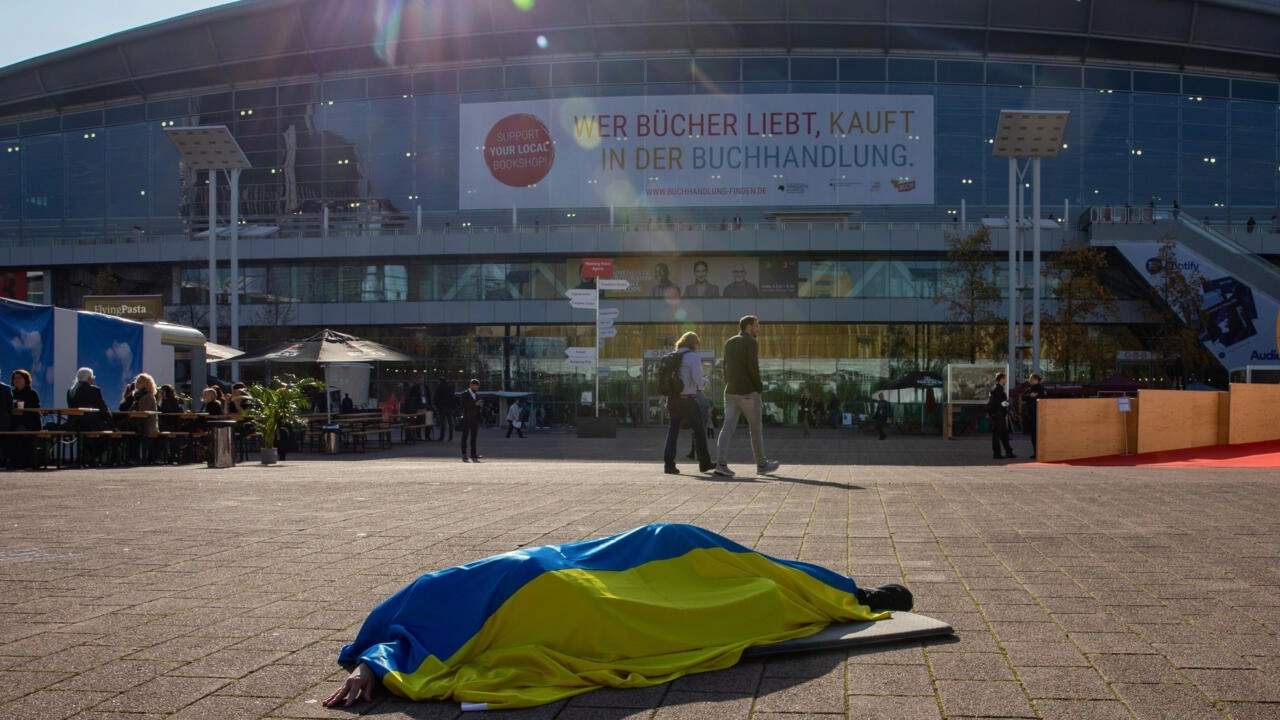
[722, 332, 762, 395]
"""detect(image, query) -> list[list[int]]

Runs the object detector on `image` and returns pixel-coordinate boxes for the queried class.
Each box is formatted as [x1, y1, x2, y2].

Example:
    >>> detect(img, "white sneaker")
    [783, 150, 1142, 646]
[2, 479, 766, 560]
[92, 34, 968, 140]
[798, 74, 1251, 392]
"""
[757, 459, 780, 474]
[712, 464, 735, 477]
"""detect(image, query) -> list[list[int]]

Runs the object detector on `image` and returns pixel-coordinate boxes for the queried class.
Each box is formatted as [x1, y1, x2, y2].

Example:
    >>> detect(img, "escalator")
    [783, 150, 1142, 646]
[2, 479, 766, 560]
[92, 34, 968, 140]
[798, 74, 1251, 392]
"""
[1087, 208, 1280, 369]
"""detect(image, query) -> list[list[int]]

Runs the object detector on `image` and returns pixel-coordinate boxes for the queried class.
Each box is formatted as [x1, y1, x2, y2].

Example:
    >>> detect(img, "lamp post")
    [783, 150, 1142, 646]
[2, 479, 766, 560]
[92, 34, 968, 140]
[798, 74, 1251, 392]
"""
[991, 110, 1069, 383]
[163, 126, 251, 355]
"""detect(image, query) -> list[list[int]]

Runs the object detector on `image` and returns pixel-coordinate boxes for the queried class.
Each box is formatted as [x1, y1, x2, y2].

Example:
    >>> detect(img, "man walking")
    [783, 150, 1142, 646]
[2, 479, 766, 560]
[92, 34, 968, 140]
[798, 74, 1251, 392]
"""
[460, 379, 483, 462]
[714, 315, 780, 477]
[987, 372, 1015, 459]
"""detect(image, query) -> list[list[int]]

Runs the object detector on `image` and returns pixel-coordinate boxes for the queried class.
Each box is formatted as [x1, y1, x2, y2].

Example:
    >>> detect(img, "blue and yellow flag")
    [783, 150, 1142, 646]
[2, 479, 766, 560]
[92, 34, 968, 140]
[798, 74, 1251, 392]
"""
[337, 523, 886, 709]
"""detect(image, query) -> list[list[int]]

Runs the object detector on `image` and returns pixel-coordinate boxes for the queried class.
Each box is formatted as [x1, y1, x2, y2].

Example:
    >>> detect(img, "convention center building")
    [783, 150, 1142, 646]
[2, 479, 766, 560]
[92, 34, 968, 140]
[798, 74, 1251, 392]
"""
[0, 0, 1277, 424]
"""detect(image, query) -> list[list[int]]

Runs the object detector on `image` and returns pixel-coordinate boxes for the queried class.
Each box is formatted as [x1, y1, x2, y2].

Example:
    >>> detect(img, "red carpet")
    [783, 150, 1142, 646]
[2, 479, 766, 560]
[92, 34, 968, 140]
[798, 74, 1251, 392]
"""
[1043, 439, 1280, 468]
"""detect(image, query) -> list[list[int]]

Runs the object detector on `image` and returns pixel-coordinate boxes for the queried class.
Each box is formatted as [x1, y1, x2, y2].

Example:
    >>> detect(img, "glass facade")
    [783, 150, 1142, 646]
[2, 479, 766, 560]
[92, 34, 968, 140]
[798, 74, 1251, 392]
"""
[1, 53, 1271, 413]
[1, 57, 1277, 238]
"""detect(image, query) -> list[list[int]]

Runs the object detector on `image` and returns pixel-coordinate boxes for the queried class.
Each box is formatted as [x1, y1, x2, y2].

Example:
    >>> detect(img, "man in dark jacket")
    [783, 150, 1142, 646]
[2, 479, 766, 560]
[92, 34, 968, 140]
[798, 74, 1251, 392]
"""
[987, 372, 1015, 459]
[67, 367, 113, 466]
[433, 378, 456, 442]
[713, 315, 780, 477]
[402, 379, 431, 440]
[1021, 373, 1047, 459]
[460, 379, 484, 462]
[66, 367, 112, 430]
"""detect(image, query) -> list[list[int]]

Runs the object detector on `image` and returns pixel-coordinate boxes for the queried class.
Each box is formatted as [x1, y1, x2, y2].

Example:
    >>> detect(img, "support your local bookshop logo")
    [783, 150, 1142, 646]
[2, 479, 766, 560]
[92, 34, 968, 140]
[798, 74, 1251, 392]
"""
[484, 114, 555, 187]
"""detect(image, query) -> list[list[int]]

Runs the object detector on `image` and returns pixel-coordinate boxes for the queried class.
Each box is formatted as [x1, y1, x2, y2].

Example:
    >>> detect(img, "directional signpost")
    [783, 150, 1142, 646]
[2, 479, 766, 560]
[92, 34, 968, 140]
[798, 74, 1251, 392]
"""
[569, 260, 627, 420]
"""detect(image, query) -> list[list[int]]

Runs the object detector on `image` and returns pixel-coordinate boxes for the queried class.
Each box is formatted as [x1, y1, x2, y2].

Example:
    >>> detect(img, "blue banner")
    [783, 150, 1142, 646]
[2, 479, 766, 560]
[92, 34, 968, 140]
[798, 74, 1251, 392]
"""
[78, 313, 143, 410]
[0, 298, 55, 405]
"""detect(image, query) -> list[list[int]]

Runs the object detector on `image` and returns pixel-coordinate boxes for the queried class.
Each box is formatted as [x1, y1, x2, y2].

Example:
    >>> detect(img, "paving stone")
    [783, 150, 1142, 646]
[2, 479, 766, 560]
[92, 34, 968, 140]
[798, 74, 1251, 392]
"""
[0, 430, 1275, 719]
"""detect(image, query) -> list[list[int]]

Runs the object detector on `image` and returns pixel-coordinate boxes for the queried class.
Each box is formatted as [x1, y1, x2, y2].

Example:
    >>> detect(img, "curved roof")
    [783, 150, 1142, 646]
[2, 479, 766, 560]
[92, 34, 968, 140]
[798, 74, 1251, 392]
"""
[2, 0, 1278, 122]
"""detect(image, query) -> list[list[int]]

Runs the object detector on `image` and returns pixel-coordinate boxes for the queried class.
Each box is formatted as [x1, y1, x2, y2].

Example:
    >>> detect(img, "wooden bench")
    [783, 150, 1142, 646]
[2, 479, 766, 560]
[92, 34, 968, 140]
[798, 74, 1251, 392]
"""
[0, 430, 78, 469]
[77, 430, 137, 467]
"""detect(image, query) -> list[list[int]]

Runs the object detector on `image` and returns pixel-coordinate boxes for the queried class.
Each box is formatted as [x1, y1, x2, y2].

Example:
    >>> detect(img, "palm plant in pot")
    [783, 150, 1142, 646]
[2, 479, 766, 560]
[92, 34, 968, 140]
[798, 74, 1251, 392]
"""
[242, 374, 322, 464]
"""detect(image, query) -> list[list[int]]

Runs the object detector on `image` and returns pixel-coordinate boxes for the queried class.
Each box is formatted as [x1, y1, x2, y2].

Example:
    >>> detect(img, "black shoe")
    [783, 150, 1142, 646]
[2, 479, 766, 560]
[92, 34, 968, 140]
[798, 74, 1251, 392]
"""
[462, 456, 470, 462]
[856, 583, 913, 612]
[470, 456, 481, 462]
[699, 462, 716, 473]
[664, 465, 679, 474]
[1005, 453, 1017, 458]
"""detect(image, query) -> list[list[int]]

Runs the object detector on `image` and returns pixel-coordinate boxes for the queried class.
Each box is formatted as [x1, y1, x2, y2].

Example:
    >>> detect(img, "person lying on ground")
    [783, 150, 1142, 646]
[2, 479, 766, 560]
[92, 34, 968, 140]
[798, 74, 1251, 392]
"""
[322, 522, 913, 710]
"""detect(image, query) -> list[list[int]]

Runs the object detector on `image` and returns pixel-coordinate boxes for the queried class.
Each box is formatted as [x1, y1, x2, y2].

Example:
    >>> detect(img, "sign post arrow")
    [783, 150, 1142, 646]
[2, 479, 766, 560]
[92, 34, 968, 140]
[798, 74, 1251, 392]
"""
[565, 288, 597, 309]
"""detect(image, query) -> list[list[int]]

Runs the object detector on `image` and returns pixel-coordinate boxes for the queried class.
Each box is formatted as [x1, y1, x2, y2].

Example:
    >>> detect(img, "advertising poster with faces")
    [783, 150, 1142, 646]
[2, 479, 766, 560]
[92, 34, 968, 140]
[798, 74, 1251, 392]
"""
[569, 258, 788, 299]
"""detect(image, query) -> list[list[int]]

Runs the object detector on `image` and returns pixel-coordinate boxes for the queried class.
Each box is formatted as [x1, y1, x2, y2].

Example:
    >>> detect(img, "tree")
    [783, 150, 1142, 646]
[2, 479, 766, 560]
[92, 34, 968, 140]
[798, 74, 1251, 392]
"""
[1040, 242, 1119, 381]
[1146, 234, 1206, 372]
[93, 265, 120, 295]
[935, 226, 1002, 363]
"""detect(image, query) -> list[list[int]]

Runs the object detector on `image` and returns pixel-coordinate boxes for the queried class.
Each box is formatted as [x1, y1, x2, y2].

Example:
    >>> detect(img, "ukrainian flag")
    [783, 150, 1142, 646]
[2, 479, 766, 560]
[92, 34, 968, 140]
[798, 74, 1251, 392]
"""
[337, 523, 886, 709]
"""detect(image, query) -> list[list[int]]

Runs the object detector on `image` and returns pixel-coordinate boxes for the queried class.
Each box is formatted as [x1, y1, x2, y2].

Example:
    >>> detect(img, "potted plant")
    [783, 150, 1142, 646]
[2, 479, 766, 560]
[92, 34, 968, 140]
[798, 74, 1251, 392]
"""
[242, 374, 322, 464]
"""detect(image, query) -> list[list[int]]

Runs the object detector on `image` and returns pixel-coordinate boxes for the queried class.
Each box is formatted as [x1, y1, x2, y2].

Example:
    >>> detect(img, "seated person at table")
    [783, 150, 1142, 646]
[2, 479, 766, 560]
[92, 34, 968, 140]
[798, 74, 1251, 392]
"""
[226, 382, 251, 414]
[200, 387, 223, 415]
[66, 367, 111, 431]
[132, 373, 160, 463]
[67, 367, 112, 465]
[323, 523, 912, 710]
[9, 368, 40, 469]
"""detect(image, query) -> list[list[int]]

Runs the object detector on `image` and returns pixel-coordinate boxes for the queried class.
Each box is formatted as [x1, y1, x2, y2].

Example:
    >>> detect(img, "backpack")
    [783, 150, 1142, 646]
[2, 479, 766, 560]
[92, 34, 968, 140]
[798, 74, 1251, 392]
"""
[656, 350, 684, 397]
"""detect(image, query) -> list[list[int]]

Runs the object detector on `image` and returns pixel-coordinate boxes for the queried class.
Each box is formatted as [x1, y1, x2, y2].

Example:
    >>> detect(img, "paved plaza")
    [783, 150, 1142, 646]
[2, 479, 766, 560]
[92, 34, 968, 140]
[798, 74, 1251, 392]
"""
[0, 426, 1276, 719]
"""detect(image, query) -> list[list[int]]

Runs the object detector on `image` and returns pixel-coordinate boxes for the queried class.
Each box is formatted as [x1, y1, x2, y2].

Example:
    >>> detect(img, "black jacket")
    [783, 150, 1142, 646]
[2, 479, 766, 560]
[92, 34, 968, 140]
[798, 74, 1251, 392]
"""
[67, 381, 111, 430]
[13, 385, 40, 431]
[460, 389, 484, 424]
[987, 383, 1009, 419]
[722, 332, 762, 395]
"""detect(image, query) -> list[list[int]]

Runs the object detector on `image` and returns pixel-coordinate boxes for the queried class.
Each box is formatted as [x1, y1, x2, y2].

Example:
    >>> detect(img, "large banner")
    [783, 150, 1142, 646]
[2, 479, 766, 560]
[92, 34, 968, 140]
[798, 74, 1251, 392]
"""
[461, 94, 934, 209]
[1115, 243, 1280, 370]
[78, 312, 143, 409]
[0, 298, 55, 404]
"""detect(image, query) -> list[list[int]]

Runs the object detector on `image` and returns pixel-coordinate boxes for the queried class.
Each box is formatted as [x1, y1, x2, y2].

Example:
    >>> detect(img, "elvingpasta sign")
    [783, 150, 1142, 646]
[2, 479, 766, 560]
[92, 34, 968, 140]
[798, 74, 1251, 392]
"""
[459, 94, 934, 209]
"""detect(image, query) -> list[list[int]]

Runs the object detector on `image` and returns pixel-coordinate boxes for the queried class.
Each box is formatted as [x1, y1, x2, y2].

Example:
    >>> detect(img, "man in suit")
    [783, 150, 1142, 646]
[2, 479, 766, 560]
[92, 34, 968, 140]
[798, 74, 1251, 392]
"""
[987, 372, 1015, 459]
[460, 378, 484, 462]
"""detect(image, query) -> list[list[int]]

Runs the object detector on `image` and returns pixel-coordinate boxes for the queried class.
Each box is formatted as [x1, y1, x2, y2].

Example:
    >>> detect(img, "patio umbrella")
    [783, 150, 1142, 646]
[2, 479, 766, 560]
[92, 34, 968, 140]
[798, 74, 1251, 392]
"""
[232, 329, 420, 364]
[205, 341, 245, 362]
[234, 329, 422, 424]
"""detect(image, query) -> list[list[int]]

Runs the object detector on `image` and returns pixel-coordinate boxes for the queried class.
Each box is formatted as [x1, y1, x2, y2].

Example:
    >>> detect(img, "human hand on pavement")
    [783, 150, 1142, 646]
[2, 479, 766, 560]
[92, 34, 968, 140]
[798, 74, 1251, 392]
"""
[322, 662, 376, 707]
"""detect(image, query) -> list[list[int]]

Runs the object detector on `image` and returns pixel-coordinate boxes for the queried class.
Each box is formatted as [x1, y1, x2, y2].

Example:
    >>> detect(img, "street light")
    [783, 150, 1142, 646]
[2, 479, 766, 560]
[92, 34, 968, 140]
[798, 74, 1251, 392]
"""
[992, 110, 1070, 382]
[164, 126, 251, 356]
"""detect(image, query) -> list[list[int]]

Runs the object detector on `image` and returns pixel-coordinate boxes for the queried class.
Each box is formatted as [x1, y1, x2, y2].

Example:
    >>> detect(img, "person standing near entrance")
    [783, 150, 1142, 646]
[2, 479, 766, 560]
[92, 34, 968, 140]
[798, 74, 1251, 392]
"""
[460, 379, 483, 462]
[663, 332, 713, 474]
[1021, 373, 1047, 459]
[872, 392, 890, 440]
[987, 373, 1015, 459]
[434, 378, 456, 441]
[714, 316, 780, 477]
[797, 388, 813, 439]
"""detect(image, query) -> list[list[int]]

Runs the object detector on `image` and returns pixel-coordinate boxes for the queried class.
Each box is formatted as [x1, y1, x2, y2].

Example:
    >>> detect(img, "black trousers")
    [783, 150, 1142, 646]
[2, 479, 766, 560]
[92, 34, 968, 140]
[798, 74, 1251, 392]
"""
[437, 411, 455, 440]
[460, 419, 479, 457]
[991, 415, 1013, 456]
